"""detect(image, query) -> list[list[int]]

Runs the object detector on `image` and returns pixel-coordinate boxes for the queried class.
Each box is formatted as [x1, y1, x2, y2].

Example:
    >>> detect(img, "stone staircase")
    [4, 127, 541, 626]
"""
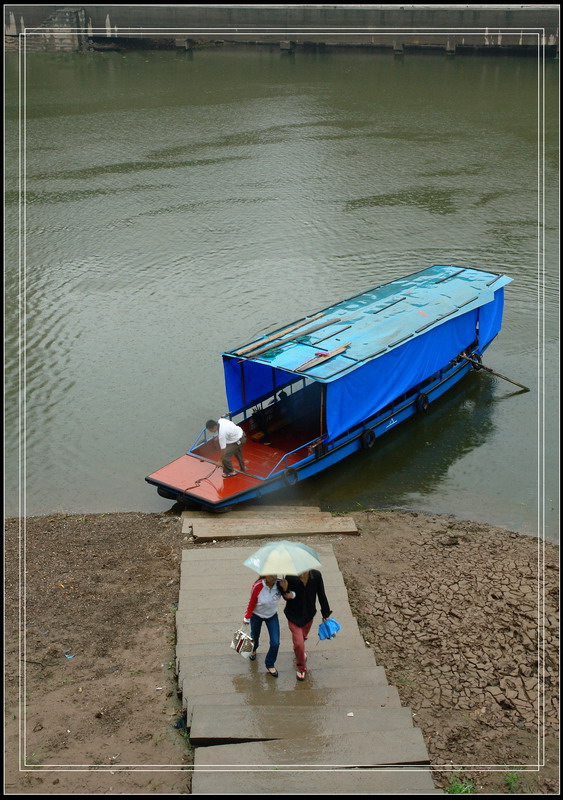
[176, 509, 443, 794]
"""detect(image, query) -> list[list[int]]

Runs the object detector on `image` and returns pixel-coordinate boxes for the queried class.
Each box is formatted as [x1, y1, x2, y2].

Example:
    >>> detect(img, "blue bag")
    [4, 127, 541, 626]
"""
[318, 618, 341, 640]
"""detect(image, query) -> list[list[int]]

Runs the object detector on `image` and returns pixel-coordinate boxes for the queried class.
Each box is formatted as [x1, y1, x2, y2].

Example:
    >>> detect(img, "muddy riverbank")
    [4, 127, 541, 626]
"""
[4, 509, 559, 794]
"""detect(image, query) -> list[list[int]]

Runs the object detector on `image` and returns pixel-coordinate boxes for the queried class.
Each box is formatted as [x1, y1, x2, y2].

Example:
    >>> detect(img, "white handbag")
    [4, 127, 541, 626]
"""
[230, 625, 255, 659]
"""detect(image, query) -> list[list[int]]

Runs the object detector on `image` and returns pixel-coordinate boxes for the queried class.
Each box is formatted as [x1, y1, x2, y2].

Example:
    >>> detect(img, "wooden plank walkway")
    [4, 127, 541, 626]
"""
[177, 511, 442, 794]
[182, 506, 359, 541]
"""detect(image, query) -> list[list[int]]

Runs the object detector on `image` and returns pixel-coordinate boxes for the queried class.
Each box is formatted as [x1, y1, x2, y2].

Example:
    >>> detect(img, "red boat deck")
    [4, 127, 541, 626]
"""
[146, 439, 305, 506]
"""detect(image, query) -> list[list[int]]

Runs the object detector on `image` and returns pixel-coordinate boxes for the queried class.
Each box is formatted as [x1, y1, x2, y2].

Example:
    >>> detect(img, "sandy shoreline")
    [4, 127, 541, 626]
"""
[4, 508, 559, 795]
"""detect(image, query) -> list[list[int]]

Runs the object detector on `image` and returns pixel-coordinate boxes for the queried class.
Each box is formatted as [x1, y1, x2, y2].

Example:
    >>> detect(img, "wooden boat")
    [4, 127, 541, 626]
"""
[146, 265, 512, 511]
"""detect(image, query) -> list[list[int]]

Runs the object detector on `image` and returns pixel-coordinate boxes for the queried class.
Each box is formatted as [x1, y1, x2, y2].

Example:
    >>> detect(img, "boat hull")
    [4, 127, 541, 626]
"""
[145, 353, 483, 511]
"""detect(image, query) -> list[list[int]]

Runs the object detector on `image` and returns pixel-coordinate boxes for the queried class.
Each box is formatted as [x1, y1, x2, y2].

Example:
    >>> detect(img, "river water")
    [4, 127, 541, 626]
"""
[4, 47, 559, 542]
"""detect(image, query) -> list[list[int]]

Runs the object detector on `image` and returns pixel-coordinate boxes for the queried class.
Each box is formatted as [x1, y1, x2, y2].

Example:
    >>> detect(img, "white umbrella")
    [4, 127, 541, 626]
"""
[243, 540, 321, 576]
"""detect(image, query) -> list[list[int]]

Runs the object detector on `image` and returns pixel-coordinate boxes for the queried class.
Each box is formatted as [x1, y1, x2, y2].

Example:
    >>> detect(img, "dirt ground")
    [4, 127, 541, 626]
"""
[4, 507, 559, 795]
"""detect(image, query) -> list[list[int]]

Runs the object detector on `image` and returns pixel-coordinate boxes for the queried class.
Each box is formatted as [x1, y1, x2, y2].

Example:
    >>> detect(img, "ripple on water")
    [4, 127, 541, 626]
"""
[4, 49, 558, 540]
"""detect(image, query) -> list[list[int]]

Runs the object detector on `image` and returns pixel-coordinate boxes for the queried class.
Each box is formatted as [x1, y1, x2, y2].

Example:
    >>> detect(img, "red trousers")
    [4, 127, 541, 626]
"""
[287, 619, 313, 672]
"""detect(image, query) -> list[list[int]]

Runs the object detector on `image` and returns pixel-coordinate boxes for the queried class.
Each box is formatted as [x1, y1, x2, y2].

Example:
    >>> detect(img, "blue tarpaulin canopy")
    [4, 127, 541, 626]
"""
[222, 266, 511, 440]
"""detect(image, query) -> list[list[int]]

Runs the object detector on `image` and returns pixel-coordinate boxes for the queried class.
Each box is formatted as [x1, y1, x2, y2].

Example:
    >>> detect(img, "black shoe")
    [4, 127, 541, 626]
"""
[249, 653, 257, 661]
[266, 667, 278, 677]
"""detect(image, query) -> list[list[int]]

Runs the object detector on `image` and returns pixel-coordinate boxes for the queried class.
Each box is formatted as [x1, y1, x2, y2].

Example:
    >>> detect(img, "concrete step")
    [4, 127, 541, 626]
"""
[178, 581, 352, 600]
[182, 685, 402, 720]
[177, 646, 381, 683]
[181, 544, 339, 560]
[177, 648, 377, 679]
[181, 551, 341, 564]
[180, 577, 345, 590]
[175, 618, 364, 644]
[179, 561, 343, 577]
[183, 596, 348, 612]
[180, 665, 389, 703]
[177, 615, 357, 634]
[182, 553, 340, 565]
[177, 590, 355, 612]
[175, 635, 369, 658]
[179, 573, 345, 589]
[183, 517, 338, 535]
[177, 639, 367, 662]
[176, 609, 359, 630]
[178, 586, 351, 602]
[180, 570, 348, 598]
[189, 704, 414, 745]
[178, 586, 353, 624]
[179, 557, 343, 575]
[180, 558, 342, 572]
[178, 659, 388, 707]
[179, 574, 345, 589]
[189, 516, 358, 541]
[191, 767, 443, 794]
[178, 584, 355, 602]
[182, 506, 328, 527]
[193, 727, 430, 767]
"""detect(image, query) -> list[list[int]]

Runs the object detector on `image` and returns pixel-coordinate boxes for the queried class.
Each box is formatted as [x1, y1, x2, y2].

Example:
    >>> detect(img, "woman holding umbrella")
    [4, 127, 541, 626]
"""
[243, 575, 292, 677]
[283, 570, 332, 681]
[243, 541, 331, 681]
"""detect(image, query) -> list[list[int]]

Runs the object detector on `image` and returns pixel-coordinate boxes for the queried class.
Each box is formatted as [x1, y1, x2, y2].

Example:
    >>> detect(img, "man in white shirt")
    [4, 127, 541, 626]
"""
[205, 418, 247, 478]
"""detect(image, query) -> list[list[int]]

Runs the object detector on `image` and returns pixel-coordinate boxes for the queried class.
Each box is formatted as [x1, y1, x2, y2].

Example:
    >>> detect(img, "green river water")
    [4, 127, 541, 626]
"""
[4, 47, 559, 542]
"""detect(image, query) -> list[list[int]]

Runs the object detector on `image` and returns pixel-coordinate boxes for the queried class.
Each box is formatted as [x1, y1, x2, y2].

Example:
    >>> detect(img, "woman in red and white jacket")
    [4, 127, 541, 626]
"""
[243, 575, 291, 677]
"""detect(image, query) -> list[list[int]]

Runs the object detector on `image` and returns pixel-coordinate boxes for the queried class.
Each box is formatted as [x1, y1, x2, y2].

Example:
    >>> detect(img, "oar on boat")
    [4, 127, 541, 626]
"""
[462, 355, 530, 392]
[233, 313, 324, 356]
[244, 317, 345, 359]
[295, 343, 352, 373]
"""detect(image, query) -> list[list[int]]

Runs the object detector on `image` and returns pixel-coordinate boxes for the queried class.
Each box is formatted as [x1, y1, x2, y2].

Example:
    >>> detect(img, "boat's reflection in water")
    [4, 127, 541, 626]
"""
[277, 372, 504, 512]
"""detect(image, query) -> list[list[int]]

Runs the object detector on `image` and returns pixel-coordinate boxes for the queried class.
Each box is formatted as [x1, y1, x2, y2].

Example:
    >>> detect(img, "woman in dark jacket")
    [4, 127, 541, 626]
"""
[282, 570, 332, 681]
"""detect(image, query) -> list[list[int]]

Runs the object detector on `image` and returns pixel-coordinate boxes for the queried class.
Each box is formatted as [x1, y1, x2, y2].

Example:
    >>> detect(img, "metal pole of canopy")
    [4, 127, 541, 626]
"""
[320, 384, 325, 439]
[240, 360, 246, 405]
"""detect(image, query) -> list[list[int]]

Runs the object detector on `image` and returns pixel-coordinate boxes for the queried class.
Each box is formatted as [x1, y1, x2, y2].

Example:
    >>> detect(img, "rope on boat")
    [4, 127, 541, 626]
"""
[184, 465, 219, 492]
[183, 462, 260, 493]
